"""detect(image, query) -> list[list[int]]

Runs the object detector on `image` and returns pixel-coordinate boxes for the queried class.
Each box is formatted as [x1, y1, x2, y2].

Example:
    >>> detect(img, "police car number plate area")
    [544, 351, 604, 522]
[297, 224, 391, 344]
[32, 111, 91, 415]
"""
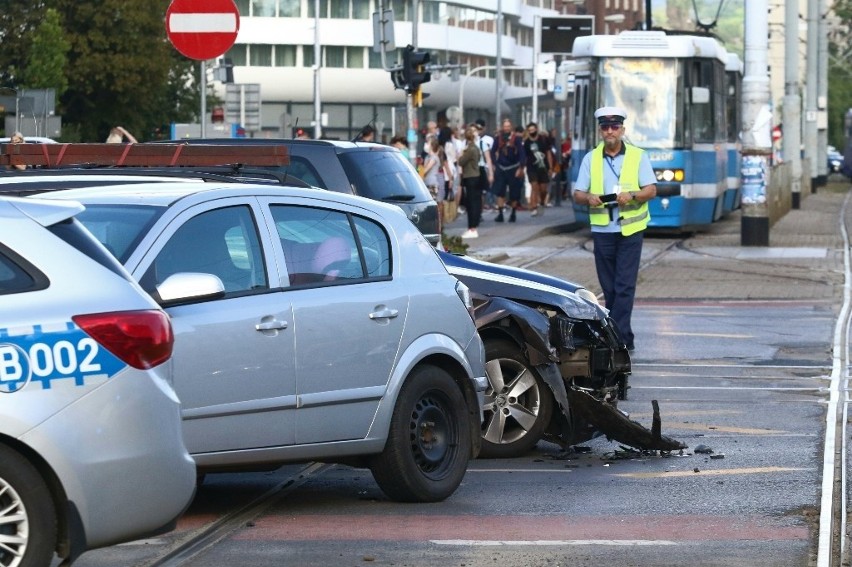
[0, 321, 125, 394]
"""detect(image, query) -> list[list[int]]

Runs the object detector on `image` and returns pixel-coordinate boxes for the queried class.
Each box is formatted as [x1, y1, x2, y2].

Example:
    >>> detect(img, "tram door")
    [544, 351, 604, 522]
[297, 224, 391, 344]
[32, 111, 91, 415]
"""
[570, 73, 593, 186]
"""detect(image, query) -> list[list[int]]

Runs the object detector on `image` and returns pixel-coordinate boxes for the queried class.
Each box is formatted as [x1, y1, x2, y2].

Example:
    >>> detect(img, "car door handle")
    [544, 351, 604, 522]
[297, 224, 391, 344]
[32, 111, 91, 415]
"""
[255, 320, 288, 331]
[369, 307, 399, 320]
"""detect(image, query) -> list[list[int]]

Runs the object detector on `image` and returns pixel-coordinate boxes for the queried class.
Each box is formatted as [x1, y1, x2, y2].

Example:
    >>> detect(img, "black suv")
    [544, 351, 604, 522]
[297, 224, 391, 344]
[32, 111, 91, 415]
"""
[163, 138, 441, 244]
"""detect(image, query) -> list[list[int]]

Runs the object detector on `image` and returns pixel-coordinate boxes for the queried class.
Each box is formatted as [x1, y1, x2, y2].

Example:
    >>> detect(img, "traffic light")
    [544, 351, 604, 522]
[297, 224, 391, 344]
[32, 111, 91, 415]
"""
[402, 45, 431, 93]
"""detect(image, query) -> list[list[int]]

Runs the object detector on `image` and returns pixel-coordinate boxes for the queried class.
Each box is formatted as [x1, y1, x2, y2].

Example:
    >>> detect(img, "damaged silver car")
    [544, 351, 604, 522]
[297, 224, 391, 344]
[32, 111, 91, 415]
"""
[439, 251, 685, 458]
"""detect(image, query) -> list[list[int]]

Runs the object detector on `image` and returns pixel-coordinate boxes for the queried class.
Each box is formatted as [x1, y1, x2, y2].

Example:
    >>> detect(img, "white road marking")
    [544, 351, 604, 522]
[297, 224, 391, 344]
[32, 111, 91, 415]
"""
[431, 539, 677, 547]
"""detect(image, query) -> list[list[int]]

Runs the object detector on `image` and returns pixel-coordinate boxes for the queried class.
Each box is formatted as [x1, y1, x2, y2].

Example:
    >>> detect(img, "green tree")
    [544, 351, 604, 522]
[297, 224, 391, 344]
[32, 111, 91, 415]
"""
[0, 1, 48, 87]
[48, 0, 198, 141]
[828, 0, 852, 149]
[20, 8, 70, 96]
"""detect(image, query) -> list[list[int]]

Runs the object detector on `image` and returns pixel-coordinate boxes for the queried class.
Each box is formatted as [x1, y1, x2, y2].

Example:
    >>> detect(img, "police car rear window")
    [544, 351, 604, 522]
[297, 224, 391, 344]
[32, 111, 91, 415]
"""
[338, 150, 432, 202]
[47, 219, 131, 281]
[0, 245, 47, 295]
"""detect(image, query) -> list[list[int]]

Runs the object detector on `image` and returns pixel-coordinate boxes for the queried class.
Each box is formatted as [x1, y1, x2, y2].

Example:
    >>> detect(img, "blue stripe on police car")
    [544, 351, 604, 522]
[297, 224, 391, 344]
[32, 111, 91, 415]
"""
[0, 322, 127, 394]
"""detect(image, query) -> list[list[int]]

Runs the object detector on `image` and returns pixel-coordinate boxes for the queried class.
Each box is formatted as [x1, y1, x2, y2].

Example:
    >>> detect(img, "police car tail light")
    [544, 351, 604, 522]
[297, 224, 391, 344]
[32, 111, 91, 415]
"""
[72, 310, 174, 370]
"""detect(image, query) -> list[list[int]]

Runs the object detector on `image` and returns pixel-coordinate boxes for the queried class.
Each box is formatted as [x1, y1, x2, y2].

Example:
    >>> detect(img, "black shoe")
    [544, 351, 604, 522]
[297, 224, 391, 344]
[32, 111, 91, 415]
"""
[509, 209, 516, 222]
[495, 211, 504, 222]
[626, 344, 635, 352]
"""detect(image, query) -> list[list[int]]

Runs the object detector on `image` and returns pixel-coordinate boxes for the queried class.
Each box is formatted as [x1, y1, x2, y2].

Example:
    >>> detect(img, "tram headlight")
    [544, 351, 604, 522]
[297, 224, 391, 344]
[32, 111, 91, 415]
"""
[655, 168, 685, 182]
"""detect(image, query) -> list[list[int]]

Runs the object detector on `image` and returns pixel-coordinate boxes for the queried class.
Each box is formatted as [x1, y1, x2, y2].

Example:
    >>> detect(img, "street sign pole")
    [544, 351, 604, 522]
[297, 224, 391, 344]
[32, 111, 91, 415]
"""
[200, 61, 207, 138]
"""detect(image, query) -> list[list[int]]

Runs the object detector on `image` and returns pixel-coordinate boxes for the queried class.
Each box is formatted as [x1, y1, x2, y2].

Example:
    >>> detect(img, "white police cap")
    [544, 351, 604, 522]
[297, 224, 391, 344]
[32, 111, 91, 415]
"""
[594, 106, 627, 124]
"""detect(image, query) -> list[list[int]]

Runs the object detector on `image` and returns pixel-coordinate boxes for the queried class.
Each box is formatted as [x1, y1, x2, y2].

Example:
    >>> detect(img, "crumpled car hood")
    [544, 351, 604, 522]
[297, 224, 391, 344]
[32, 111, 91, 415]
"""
[438, 250, 604, 321]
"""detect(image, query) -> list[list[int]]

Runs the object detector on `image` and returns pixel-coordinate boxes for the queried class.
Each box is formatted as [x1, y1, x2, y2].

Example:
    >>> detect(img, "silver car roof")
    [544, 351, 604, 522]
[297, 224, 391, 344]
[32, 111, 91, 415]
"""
[36, 181, 408, 217]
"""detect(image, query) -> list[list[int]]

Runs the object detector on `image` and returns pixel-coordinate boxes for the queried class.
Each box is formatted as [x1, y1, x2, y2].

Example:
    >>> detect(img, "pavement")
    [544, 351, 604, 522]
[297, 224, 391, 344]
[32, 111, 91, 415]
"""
[442, 175, 852, 303]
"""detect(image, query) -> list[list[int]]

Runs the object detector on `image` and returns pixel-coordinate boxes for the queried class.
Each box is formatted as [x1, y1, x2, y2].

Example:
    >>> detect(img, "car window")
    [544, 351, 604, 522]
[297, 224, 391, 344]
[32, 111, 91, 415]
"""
[76, 204, 164, 263]
[143, 206, 268, 296]
[282, 156, 324, 188]
[47, 218, 131, 280]
[0, 246, 45, 295]
[337, 150, 432, 202]
[352, 215, 391, 278]
[271, 205, 390, 286]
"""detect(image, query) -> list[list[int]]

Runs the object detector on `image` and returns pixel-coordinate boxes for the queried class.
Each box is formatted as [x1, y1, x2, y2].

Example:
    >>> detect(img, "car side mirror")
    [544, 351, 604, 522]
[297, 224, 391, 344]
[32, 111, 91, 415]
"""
[156, 272, 225, 303]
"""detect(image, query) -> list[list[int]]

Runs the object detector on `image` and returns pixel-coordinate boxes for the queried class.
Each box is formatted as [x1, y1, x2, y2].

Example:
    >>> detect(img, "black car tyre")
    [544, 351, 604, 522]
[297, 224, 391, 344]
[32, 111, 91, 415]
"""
[0, 445, 57, 567]
[370, 364, 470, 503]
[479, 338, 554, 458]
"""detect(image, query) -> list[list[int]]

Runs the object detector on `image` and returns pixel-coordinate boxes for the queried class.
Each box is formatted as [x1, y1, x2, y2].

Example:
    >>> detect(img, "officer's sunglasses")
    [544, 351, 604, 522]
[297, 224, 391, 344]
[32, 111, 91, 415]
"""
[599, 124, 622, 132]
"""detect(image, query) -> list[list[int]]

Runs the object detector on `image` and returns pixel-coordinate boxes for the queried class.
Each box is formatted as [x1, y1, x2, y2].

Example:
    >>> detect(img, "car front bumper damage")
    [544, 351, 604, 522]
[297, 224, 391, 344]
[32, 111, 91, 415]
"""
[475, 296, 686, 452]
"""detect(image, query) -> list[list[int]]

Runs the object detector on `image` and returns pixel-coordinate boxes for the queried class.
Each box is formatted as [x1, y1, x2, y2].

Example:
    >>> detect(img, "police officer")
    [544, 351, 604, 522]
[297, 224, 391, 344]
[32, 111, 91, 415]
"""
[572, 106, 657, 351]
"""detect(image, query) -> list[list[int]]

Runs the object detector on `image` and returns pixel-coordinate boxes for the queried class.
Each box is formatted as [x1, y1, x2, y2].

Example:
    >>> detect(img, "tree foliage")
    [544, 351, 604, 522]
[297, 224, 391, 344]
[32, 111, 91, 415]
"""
[48, 0, 198, 141]
[827, 0, 852, 149]
[0, 1, 199, 141]
[21, 8, 69, 95]
[0, 0, 48, 87]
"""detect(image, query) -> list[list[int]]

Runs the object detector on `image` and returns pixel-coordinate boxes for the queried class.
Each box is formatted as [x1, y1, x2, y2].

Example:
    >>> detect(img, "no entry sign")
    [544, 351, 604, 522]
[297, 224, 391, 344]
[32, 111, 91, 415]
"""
[165, 0, 240, 61]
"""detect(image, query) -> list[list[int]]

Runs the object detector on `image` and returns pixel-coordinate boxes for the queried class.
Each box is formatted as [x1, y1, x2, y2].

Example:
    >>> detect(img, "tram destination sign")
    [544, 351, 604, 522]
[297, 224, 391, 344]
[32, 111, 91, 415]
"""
[539, 16, 595, 55]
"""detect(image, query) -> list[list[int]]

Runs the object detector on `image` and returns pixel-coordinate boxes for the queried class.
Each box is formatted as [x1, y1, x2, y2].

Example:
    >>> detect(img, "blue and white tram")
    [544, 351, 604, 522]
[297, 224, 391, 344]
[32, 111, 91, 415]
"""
[723, 52, 743, 214]
[570, 31, 735, 231]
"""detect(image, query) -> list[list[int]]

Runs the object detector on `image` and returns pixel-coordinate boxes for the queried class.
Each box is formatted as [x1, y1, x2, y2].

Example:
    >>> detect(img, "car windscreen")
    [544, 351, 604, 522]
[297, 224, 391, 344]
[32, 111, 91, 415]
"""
[74, 204, 165, 264]
[338, 149, 432, 203]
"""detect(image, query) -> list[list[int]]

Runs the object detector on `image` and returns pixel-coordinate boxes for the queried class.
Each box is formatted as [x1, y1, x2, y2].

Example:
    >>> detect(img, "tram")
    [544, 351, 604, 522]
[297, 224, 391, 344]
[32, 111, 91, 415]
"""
[569, 31, 739, 231]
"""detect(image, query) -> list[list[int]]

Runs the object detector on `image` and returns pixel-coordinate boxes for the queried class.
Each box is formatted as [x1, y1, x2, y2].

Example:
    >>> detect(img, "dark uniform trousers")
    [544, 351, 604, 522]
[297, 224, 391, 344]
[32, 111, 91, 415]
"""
[591, 230, 643, 349]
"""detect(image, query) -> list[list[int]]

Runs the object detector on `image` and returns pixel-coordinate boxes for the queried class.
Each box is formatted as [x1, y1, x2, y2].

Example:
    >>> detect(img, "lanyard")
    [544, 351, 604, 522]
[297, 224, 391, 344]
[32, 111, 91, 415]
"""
[604, 154, 621, 180]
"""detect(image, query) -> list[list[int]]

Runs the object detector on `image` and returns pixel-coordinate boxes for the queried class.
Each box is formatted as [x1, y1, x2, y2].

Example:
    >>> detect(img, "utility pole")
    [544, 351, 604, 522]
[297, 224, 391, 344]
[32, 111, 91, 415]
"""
[740, 0, 772, 246]
[816, 0, 829, 188]
[783, 0, 801, 208]
[313, 0, 322, 139]
[804, 0, 818, 190]
[495, 0, 502, 123]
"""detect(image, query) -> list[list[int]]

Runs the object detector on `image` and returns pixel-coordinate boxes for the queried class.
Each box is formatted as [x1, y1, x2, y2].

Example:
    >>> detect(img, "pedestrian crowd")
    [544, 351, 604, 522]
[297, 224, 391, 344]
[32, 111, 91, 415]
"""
[388, 117, 570, 240]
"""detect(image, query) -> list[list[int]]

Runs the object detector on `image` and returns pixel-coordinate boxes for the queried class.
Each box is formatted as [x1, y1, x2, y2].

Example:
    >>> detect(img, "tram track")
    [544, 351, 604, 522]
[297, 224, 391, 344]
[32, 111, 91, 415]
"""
[820, 190, 852, 567]
[138, 463, 333, 567]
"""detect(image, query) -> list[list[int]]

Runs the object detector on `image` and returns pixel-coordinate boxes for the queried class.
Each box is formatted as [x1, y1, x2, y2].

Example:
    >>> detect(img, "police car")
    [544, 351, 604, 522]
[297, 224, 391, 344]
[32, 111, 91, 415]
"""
[0, 196, 195, 566]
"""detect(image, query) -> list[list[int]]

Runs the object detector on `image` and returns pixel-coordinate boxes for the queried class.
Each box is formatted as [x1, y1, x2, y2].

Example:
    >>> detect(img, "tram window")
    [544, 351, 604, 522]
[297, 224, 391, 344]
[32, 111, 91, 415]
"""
[690, 61, 714, 143]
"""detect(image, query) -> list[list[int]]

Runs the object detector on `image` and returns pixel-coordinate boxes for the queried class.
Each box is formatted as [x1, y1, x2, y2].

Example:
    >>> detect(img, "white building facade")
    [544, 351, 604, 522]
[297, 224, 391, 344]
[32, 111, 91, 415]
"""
[220, 0, 565, 141]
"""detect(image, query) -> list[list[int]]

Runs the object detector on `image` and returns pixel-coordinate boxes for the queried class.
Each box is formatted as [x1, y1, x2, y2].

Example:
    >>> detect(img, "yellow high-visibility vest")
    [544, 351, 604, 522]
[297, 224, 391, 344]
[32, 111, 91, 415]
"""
[589, 143, 650, 236]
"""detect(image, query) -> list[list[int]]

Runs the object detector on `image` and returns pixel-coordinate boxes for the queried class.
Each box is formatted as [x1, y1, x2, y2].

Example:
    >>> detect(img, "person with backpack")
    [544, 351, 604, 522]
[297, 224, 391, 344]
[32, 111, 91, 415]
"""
[489, 118, 526, 222]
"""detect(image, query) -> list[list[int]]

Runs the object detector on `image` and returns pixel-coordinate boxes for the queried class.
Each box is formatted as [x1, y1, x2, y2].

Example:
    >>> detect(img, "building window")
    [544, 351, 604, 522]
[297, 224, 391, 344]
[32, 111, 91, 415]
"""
[368, 49, 384, 69]
[250, 44, 273, 66]
[227, 44, 248, 66]
[325, 46, 345, 68]
[307, 0, 329, 18]
[330, 0, 348, 18]
[422, 2, 440, 23]
[279, 0, 300, 17]
[303, 45, 315, 67]
[277, 45, 297, 66]
[348, 47, 365, 69]
[235, 0, 251, 16]
[391, 0, 409, 21]
[352, 0, 370, 19]
[252, 0, 276, 17]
